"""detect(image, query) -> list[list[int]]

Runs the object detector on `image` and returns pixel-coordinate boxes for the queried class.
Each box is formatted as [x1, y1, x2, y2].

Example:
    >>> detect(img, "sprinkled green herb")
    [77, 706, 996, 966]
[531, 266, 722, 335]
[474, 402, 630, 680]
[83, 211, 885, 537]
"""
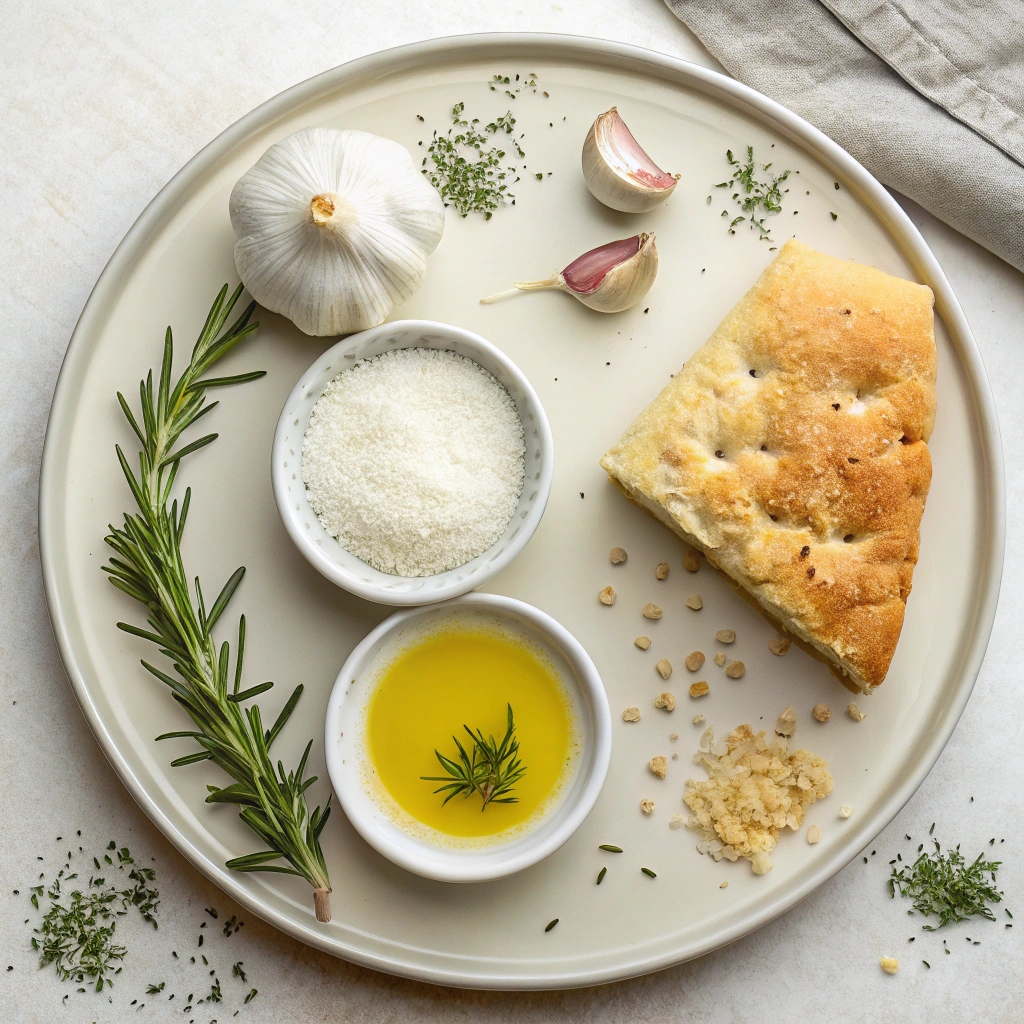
[544, 918, 559, 932]
[145, 982, 165, 994]
[922, 960, 931, 968]
[596, 867, 607, 885]
[245, 988, 259, 1003]
[423, 102, 524, 219]
[599, 845, 623, 853]
[641, 867, 657, 878]
[889, 839, 1004, 930]
[489, 72, 539, 98]
[714, 146, 791, 242]
[830, 212, 838, 221]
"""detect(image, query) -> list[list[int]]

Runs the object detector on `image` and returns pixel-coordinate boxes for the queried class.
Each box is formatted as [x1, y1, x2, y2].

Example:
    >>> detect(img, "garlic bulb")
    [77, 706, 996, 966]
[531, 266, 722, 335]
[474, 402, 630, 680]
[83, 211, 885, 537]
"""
[582, 108, 679, 213]
[480, 234, 657, 313]
[229, 128, 445, 336]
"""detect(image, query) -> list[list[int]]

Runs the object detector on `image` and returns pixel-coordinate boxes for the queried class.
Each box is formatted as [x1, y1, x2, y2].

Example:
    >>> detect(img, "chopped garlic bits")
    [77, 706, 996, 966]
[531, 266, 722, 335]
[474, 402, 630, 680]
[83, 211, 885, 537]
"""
[683, 722, 834, 875]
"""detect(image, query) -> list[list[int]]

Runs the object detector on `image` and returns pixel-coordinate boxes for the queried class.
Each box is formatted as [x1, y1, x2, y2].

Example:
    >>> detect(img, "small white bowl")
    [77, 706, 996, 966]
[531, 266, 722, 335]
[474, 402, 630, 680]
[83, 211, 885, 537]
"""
[272, 320, 553, 606]
[324, 593, 611, 882]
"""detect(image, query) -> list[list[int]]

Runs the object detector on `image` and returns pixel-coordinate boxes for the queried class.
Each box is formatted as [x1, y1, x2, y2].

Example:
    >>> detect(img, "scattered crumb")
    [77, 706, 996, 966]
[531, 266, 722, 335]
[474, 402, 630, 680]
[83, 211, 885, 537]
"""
[634, 636, 651, 650]
[656, 659, 673, 680]
[689, 681, 710, 698]
[669, 814, 685, 830]
[670, 732, 679, 740]
[622, 707, 641, 723]
[880, 957, 899, 975]
[599, 586, 616, 606]
[672, 753, 679, 760]
[685, 651, 705, 672]
[775, 706, 797, 739]
[813, 703, 832, 723]
[643, 602, 663, 620]
[686, 595, 703, 610]
[610, 547, 627, 565]
[725, 661, 746, 679]
[720, 880, 728, 889]
[769, 636, 791, 656]
[692, 715, 705, 725]
[714, 652, 727, 667]
[683, 720, 834, 874]
[640, 798, 655, 814]
[714, 629, 736, 644]
[655, 562, 670, 580]
[649, 756, 668, 778]
[654, 692, 676, 711]
[807, 824, 823, 845]
[683, 550, 701, 572]
[847, 703, 866, 722]
[839, 804, 853, 818]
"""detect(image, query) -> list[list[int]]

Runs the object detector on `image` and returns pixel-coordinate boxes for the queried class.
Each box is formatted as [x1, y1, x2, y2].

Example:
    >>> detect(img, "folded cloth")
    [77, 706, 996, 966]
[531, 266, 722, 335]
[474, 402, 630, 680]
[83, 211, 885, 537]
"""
[664, 0, 1024, 274]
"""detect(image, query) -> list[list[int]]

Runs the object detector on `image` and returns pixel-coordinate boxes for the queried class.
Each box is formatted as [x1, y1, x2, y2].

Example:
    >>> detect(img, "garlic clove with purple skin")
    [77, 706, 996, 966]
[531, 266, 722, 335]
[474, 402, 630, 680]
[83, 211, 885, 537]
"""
[582, 108, 679, 213]
[480, 233, 658, 313]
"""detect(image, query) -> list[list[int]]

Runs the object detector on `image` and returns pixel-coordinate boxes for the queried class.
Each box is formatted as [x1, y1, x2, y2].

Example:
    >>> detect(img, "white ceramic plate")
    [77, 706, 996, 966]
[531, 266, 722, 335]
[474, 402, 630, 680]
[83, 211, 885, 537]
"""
[39, 34, 1002, 989]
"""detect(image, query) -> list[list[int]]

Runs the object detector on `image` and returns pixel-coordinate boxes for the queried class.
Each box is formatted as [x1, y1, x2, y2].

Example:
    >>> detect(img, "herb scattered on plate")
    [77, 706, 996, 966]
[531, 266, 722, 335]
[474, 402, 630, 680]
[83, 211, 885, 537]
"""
[715, 146, 791, 241]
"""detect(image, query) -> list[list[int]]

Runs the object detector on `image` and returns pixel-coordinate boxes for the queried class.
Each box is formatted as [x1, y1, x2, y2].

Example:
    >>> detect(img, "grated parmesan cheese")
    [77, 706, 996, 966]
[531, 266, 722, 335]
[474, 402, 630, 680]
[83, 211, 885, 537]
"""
[301, 348, 525, 576]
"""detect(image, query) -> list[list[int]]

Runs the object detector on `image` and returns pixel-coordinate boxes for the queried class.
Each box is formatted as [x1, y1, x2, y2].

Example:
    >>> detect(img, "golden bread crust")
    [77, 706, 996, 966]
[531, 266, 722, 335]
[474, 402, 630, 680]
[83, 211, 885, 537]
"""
[600, 239, 936, 691]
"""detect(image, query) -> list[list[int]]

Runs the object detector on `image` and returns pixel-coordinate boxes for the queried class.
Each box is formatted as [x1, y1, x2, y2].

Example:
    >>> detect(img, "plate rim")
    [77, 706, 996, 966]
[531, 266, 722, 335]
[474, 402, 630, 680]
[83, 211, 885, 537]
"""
[38, 31, 1005, 989]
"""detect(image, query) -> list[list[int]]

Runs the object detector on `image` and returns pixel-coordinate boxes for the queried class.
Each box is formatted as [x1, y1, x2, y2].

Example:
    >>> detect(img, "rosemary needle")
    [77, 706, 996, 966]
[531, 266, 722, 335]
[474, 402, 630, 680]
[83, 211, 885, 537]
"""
[641, 868, 657, 878]
[599, 845, 623, 853]
[545, 919, 559, 933]
[596, 867, 607, 885]
[103, 285, 332, 920]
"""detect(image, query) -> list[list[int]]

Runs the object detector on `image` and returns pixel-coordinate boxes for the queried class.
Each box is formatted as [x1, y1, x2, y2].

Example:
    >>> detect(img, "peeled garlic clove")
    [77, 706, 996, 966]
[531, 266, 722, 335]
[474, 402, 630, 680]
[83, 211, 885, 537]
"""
[582, 107, 679, 213]
[229, 127, 445, 337]
[480, 233, 657, 314]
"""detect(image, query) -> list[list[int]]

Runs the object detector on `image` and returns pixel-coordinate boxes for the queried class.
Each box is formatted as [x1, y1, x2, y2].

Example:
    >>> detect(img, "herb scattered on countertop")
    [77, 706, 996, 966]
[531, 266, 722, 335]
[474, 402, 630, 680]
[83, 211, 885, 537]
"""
[104, 285, 333, 921]
[715, 146, 791, 241]
[889, 838, 1005, 929]
[422, 703, 527, 809]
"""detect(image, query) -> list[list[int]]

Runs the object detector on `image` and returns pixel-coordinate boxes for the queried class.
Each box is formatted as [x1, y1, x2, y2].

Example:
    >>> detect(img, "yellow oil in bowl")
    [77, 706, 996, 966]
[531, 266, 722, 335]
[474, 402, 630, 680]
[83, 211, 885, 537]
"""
[366, 627, 575, 838]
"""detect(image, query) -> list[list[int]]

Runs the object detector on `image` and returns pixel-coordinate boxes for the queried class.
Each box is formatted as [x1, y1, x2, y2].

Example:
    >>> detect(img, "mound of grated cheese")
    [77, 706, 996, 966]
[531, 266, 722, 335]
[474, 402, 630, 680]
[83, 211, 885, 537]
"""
[301, 347, 526, 577]
[683, 722, 833, 875]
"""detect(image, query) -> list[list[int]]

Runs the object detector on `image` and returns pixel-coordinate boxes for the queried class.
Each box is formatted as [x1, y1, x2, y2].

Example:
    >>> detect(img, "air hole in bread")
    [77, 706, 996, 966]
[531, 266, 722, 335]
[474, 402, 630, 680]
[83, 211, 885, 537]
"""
[843, 534, 854, 543]
[715, 450, 724, 458]
[848, 457, 859, 464]
[832, 403, 840, 411]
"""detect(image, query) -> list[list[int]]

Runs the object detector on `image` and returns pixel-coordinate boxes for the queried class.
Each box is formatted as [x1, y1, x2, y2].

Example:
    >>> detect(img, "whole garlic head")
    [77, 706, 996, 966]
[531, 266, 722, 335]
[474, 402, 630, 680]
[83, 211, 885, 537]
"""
[229, 128, 445, 336]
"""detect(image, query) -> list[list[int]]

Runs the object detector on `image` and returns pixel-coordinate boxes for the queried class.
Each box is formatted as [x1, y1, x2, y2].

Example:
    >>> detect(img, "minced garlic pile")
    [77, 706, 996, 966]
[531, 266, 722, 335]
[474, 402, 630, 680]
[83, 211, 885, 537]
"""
[683, 722, 833, 875]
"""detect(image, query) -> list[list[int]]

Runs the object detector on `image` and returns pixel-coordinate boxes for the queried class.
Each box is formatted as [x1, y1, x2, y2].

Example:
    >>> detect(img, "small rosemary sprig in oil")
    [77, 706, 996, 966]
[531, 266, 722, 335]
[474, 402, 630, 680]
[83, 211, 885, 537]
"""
[889, 839, 1004, 930]
[422, 703, 527, 810]
[715, 145, 791, 241]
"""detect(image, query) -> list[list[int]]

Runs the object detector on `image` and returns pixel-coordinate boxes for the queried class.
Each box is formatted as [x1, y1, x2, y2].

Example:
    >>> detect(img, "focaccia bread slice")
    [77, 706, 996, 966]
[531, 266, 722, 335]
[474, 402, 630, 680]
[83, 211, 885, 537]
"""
[600, 239, 936, 692]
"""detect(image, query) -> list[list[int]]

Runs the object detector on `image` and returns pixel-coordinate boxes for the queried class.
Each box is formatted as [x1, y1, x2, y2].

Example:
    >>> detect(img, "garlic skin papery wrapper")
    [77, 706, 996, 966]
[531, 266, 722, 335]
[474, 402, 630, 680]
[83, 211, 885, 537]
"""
[229, 128, 445, 336]
[480, 234, 658, 313]
[582, 108, 679, 213]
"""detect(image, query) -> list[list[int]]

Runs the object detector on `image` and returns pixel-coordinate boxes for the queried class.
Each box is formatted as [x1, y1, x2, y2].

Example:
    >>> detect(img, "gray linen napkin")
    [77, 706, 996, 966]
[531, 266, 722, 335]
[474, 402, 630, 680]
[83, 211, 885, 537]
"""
[664, 0, 1024, 274]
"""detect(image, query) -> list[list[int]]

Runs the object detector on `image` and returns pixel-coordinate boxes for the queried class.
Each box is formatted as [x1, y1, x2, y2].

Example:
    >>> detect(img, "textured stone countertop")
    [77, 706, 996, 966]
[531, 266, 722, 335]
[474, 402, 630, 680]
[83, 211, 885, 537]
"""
[1, 2, 1020, 1022]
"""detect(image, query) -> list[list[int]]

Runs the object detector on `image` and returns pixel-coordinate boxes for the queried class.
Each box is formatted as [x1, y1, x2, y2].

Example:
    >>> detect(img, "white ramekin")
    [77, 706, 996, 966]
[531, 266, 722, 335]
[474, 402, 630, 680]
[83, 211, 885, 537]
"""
[271, 320, 553, 606]
[323, 593, 611, 882]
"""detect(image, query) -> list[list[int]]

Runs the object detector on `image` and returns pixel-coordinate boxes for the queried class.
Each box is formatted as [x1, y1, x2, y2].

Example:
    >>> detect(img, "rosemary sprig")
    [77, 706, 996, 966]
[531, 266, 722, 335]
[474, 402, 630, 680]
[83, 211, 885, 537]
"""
[103, 284, 332, 921]
[889, 839, 1003, 930]
[421, 703, 527, 810]
[715, 145, 791, 241]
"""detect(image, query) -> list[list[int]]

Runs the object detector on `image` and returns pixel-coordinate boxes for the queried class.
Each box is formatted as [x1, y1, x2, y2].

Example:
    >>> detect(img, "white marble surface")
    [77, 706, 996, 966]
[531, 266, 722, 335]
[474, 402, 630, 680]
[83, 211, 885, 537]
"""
[1, 2, 1021, 1021]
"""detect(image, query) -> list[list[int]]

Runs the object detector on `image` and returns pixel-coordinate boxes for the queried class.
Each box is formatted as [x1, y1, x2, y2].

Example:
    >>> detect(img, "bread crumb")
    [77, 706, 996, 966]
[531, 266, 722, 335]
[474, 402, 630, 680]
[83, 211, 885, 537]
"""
[599, 586, 616, 606]
[847, 703, 866, 722]
[622, 707, 641, 723]
[775, 706, 797, 739]
[686, 595, 703, 610]
[689, 681, 710, 698]
[643, 602, 663, 620]
[807, 824, 822, 844]
[715, 629, 736, 644]
[640, 798, 655, 814]
[714, 652, 727, 667]
[692, 715, 705, 725]
[683, 550, 701, 572]
[725, 661, 746, 679]
[669, 813, 685, 830]
[655, 562, 669, 580]
[649, 755, 668, 778]
[654, 692, 676, 711]
[685, 651, 705, 672]
[880, 957, 899, 975]
[656, 659, 673, 680]
[839, 804, 852, 818]
[719, 880, 728, 889]
[813, 703, 831, 723]
[610, 547, 627, 565]
[634, 636, 651, 650]
[683, 720, 834, 874]
[769, 635, 791, 656]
